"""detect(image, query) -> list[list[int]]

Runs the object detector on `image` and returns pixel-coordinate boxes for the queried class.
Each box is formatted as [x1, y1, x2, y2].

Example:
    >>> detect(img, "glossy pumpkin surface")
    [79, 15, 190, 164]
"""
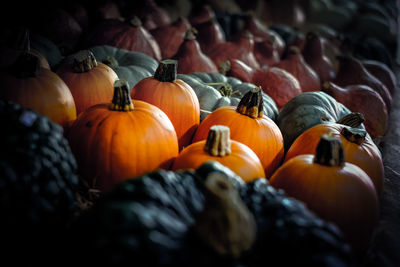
[285, 123, 384, 195]
[67, 80, 179, 191]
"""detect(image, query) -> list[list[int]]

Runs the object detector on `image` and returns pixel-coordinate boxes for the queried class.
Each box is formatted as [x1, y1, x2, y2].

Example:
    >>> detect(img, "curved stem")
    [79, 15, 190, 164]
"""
[337, 112, 365, 128]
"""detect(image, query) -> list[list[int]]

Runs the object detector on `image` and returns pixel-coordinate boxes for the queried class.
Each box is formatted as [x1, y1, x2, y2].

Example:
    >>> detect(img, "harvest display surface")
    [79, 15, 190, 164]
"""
[1, 0, 399, 266]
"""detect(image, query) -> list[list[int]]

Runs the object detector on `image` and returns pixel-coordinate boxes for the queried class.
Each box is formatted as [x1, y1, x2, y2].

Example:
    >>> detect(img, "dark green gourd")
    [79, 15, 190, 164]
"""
[0, 100, 80, 265]
[67, 161, 354, 266]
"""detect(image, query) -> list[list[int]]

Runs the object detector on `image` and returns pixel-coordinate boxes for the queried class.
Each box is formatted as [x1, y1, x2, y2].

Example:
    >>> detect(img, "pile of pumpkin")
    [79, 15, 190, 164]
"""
[0, 0, 398, 265]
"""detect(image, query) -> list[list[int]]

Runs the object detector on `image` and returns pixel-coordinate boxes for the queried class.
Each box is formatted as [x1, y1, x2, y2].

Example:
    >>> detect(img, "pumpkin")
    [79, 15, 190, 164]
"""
[0, 51, 76, 130]
[277, 91, 364, 151]
[67, 160, 354, 266]
[29, 32, 63, 69]
[67, 79, 179, 191]
[242, 14, 285, 57]
[205, 30, 260, 70]
[253, 38, 281, 68]
[172, 125, 265, 182]
[30, 6, 82, 55]
[0, 99, 80, 266]
[302, 32, 336, 82]
[177, 72, 278, 121]
[322, 81, 388, 139]
[221, 59, 302, 109]
[89, 45, 158, 90]
[56, 50, 118, 115]
[333, 55, 392, 112]
[192, 87, 284, 177]
[363, 59, 397, 95]
[0, 28, 50, 70]
[270, 135, 379, 253]
[285, 123, 384, 195]
[192, 17, 226, 54]
[273, 46, 321, 92]
[131, 60, 200, 151]
[150, 17, 192, 59]
[123, 0, 171, 29]
[172, 28, 218, 74]
[84, 17, 162, 61]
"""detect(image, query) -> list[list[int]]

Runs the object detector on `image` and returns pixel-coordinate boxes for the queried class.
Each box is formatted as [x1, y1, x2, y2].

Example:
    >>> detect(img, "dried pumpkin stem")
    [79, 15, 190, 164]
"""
[102, 56, 119, 68]
[73, 50, 98, 73]
[314, 134, 345, 166]
[129, 16, 142, 27]
[205, 82, 234, 97]
[337, 112, 365, 128]
[13, 27, 30, 51]
[236, 87, 264, 118]
[218, 60, 231, 75]
[341, 127, 367, 145]
[109, 79, 134, 111]
[184, 28, 198, 40]
[194, 171, 256, 258]
[10, 51, 40, 78]
[154, 59, 177, 82]
[204, 125, 232, 156]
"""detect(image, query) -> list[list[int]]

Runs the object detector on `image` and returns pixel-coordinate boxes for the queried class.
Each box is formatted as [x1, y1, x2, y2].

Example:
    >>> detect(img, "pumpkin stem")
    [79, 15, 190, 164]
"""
[129, 16, 142, 27]
[205, 82, 234, 97]
[10, 51, 40, 78]
[154, 59, 177, 82]
[204, 125, 232, 156]
[314, 134, 345, 166]
[194, 170, 256, 258]
[218, 60, 231, 75]
[341, 127, 367, 145]
[337, 112, 365, 128]
[184, 28, 198, 40]
[73, 50, 98, 73]
[236, 87, 264, 118]
[102, 56, 119, 68]
[109, 79, 134, 111]
[13, 27, 30, 51]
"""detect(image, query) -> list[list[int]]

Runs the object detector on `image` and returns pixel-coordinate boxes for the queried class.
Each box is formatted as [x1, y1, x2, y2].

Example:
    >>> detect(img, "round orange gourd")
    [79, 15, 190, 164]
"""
[0, 51, 76, 130]
[131, 59, 200, 151]
[56, 50, 118, 115]
[172, 125, 265, 182]
[67, 79, 179, 191]
[270, 135, 379, 253]
[192, 87, 284, 178]
[284, 120, 383, 195]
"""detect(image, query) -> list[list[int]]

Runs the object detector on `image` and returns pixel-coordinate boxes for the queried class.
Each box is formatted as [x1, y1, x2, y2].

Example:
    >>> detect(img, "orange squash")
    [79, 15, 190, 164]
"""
[0, 51, 76, 130]
[192, 87, 284, 178]
[270, 134, 379, 253]
[67, 79, 179, 191]
[57, 50, 118, 115]
[131, 59, 200, 151]
[284, 121, 384, 195]
[172, 125, 265, 182]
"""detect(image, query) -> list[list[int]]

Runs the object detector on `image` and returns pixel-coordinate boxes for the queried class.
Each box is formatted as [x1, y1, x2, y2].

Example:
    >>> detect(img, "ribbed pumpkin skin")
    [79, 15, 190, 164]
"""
[284, 123, 384, 195]
[57, 62, 118, 115]
[0, 69, 76, 129]
[131, 77, 200, 151]
[171, 139, 265, 182]
[67, 101, 179, 191]
[192, 106, 284, 178]
[270, 154, 379, 252]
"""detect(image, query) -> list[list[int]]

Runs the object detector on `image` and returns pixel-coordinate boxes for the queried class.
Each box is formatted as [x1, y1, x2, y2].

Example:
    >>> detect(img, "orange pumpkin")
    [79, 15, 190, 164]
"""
[67, 79, 179, 191]
[131, 59, 200, 151]
[0, 51, 76, 130]
[270, 134, 379, 253]
[172, 125, 265, 182]
[192, 87, 284, 178]
[57, 50, 118, 115]
[284, 121, 383, 195]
